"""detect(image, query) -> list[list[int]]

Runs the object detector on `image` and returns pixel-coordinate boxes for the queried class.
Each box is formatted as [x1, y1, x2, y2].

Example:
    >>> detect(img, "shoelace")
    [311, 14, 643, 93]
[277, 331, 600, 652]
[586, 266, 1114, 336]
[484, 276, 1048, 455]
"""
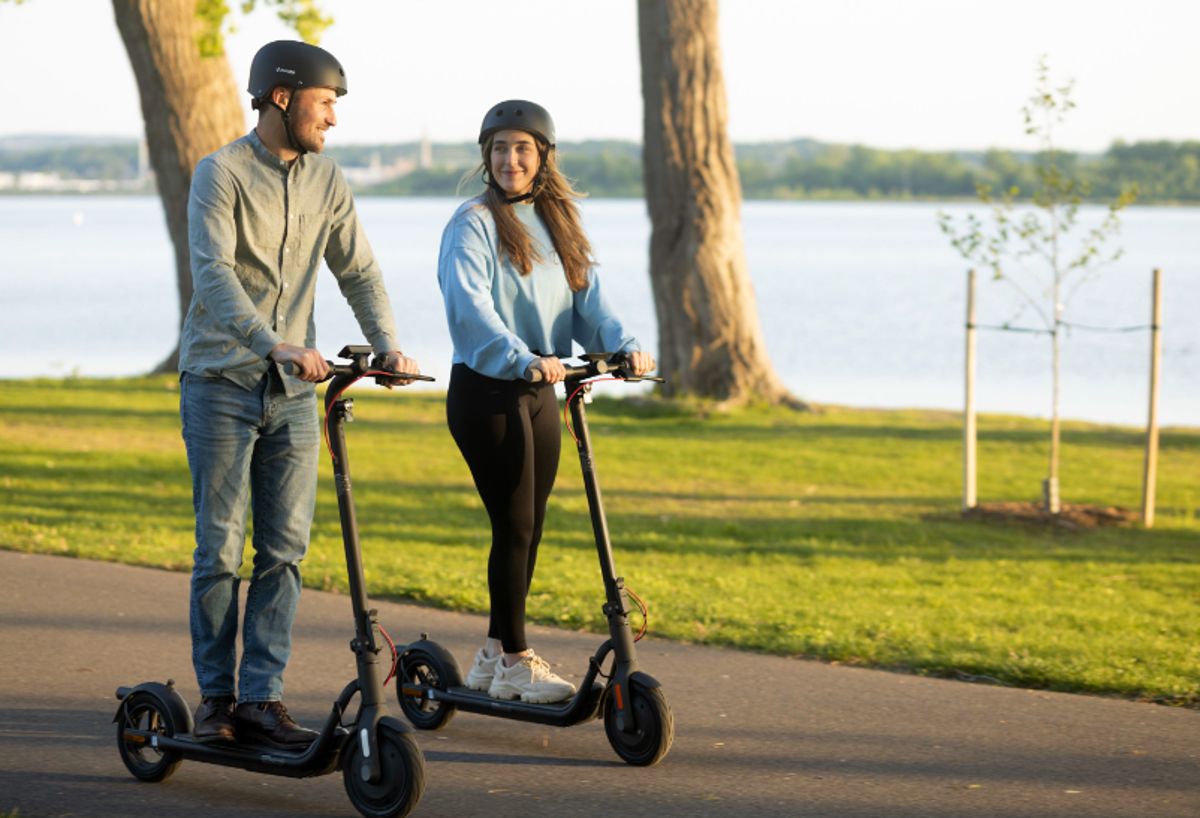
[261, 701, 296, 724]
[526, 655, 556, 680]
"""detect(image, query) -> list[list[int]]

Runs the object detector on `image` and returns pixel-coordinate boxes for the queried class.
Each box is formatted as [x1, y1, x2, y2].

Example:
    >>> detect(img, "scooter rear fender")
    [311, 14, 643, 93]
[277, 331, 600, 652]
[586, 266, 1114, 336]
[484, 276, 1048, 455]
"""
[113, 681, 195, 734]
[401, 638, 465, 688]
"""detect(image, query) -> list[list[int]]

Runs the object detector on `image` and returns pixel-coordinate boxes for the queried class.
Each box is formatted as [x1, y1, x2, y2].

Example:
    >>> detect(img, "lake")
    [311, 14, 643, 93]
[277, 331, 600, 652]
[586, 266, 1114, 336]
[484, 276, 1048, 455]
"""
[1, 196, 1196, 427]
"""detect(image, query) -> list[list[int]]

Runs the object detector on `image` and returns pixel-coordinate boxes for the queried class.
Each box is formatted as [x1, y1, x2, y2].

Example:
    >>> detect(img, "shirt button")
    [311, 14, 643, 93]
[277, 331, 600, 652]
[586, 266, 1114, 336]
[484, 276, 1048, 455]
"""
[289, 214, 294, 219]
[284, 282, 290, 289]
[284, 247, 290, 253]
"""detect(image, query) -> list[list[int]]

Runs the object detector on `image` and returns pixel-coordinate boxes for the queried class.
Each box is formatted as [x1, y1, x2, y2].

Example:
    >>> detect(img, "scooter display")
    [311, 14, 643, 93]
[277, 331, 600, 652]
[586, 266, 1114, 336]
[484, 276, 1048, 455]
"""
[113, 346, 434, 818]
[393, 352, 674, 767]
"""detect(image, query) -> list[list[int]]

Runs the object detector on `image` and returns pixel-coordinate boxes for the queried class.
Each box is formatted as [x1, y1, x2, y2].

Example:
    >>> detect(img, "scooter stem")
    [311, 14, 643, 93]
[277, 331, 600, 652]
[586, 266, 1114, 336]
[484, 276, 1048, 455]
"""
[324, 376, 386, 783]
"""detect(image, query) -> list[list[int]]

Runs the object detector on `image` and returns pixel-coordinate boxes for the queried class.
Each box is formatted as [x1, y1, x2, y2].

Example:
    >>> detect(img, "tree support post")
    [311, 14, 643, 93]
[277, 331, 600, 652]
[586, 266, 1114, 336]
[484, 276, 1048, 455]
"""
[1142, 268, 1163, 528]
[964, 269, 977, 510]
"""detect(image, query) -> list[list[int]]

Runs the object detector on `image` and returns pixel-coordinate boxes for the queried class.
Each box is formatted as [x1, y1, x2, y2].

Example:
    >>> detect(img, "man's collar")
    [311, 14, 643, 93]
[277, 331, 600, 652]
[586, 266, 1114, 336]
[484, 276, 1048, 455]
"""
[248, 128, 293, 170]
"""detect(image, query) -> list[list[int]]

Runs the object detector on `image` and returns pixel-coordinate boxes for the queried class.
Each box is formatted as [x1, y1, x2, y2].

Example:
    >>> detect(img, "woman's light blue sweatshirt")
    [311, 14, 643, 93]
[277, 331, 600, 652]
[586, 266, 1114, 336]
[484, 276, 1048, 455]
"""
[437, 198, 640, 381]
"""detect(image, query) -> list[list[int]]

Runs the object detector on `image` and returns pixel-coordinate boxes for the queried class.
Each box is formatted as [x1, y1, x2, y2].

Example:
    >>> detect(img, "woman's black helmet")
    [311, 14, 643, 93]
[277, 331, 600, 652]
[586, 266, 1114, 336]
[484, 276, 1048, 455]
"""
[479, 100, 555, 148]
[248, 40, 347, 110]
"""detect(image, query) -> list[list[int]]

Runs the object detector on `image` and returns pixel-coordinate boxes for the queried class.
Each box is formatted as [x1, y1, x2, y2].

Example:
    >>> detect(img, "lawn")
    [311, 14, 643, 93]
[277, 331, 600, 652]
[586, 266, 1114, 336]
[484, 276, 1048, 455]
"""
[1, 376, 1197, 704]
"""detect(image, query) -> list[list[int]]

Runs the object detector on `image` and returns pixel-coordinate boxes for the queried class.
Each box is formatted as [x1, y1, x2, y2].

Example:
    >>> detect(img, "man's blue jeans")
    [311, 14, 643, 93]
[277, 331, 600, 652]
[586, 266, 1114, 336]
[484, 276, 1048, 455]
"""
[180, 370, 319, 703]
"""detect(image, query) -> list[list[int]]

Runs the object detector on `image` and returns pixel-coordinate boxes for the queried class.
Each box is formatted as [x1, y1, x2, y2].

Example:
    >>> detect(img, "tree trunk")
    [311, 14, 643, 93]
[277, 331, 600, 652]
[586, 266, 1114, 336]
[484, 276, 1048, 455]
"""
[637, 0, 806, 408]
[111, 0, 246, 374]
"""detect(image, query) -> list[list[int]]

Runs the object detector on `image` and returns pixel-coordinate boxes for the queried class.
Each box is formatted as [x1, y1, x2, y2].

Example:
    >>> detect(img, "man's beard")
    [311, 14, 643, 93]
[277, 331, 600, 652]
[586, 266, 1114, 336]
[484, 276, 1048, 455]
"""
[296, 127, 326, 154]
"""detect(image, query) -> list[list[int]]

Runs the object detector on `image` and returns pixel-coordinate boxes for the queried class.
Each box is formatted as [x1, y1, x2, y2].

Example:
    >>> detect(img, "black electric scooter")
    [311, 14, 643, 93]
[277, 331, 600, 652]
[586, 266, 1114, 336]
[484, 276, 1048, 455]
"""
[393, 352, 674, 767]
[113, 346, 434, 818]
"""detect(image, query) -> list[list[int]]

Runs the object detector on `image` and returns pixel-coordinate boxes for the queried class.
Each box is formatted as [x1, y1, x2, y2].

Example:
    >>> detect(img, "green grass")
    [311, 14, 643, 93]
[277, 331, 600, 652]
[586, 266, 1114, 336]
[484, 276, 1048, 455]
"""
[2, 377, 1198, 704]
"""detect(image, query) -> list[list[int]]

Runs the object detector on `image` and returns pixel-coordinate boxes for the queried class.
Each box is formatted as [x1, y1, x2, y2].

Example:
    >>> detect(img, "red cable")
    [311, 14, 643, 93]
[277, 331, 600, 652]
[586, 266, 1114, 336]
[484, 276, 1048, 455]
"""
[379, 624, 398, 686]
[627, 587, 649, 642]
[563, 377, 621, 443]
[322, 370, 404, 462]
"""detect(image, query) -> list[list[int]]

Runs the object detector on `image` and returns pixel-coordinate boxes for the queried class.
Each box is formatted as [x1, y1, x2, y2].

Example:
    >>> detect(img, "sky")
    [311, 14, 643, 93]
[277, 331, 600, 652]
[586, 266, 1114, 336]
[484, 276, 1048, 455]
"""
[3, 0, 1199, 152]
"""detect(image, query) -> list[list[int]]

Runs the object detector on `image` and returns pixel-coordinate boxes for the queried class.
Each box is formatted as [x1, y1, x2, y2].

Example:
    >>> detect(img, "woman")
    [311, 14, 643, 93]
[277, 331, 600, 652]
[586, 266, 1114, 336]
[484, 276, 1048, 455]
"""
[438, 100, 655, 704]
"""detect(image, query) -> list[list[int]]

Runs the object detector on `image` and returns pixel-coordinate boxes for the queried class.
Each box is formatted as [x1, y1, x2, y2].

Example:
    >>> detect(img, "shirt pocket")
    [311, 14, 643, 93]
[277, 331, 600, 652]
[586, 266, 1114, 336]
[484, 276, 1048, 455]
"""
[296, 212, 331, 267]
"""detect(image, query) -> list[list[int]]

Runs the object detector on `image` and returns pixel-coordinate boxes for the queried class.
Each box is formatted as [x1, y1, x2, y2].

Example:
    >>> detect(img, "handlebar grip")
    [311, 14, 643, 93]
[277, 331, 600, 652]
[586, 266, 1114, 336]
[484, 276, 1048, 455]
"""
[283, 360, 330, 377]
[282, 360, 341, 382]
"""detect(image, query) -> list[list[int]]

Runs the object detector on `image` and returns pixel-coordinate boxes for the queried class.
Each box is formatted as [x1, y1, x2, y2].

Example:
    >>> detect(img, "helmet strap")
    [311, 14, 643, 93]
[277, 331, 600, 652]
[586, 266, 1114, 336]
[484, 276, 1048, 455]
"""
[482, 166, 543, 205]
[267, 92, 306, 157]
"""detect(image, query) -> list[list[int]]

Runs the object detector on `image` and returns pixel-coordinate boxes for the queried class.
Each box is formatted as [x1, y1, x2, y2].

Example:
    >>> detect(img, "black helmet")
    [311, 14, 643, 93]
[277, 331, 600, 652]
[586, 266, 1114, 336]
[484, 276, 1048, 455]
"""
[248, 40, 347, 108]
[478, 100, 555, 148]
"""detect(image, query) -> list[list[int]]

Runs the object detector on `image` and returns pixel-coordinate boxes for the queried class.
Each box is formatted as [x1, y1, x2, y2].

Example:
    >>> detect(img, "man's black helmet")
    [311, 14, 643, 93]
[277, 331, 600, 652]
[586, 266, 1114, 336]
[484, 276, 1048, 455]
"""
[478, 100, 555, 148]
[248, 40, 347, 108]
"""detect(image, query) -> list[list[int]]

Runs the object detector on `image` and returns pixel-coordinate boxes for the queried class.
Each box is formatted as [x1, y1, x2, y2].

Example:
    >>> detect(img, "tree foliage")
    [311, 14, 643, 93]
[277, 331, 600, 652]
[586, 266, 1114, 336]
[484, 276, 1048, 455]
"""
[195, 0, 331, 56]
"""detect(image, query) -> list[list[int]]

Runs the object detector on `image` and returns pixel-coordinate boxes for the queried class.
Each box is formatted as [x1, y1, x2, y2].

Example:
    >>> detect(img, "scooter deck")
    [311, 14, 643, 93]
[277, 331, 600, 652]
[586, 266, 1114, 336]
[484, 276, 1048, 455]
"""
[172, 727, 350, 754]
[132, 727, 351, 777]
[426, 683, 605, 727]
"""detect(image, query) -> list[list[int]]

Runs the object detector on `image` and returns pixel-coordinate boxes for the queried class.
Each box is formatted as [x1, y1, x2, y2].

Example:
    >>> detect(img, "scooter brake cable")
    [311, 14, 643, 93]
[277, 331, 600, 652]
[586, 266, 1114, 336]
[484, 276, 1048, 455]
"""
[627, 586, 649, 641]
[564, 378, 622, 443]
[322, 370, 408, 463]
[378, 624, 399, 686]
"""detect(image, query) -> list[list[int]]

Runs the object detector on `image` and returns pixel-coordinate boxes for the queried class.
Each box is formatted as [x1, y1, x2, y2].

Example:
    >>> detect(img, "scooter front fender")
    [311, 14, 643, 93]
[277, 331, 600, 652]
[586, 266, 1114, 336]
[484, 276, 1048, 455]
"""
[113, 681, 195, 733]
[627, 670, 662, 690]
[377, 714, 414, 736]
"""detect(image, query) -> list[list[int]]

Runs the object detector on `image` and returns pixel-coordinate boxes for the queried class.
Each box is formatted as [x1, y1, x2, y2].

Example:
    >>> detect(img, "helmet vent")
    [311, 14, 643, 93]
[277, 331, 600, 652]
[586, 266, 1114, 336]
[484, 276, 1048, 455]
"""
[515, 109, 523, 116]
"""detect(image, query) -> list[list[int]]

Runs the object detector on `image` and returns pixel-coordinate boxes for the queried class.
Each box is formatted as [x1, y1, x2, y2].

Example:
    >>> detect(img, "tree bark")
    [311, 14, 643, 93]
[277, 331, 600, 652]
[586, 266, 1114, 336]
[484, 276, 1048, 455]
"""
[111, 0, 246, 374]
[637, 0, 806, 408]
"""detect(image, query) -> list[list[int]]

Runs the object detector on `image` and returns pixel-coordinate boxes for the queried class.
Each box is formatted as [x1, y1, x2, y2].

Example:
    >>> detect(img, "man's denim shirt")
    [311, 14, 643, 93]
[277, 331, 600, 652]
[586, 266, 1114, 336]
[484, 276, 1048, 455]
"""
[180, 130, 400, 396]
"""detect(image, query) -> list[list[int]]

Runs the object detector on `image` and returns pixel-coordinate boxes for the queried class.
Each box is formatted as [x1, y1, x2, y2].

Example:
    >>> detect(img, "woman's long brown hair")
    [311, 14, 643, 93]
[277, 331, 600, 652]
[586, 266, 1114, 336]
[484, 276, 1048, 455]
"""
[462, 134, 594, 292]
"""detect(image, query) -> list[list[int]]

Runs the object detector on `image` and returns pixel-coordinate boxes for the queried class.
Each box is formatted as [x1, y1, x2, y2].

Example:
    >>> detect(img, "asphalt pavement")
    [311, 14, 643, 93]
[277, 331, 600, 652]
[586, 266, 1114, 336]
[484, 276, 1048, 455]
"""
[0, 549, 1196, 817]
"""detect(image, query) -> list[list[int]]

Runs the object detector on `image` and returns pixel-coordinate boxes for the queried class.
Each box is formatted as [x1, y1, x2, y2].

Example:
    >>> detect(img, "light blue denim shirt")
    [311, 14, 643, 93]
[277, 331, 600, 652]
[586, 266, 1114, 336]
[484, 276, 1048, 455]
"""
[437, 198, 640, 381]
[181, 130, 401, 396]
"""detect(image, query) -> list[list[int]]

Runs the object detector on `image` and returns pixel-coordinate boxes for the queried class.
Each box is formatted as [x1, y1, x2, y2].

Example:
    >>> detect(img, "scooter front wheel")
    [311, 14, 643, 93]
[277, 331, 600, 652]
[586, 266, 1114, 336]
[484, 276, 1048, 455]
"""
[604, 681, 674, 766]
[116, 693, 184, 782]
[342, 725, 425, 818]
[396, 646, 458, 730]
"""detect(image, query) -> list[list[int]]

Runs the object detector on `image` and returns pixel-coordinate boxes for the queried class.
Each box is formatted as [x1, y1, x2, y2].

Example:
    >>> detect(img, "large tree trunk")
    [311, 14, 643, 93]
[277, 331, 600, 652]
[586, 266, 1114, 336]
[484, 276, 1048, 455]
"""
[637, 0, 805, 408]
[111, 0, 246, 374]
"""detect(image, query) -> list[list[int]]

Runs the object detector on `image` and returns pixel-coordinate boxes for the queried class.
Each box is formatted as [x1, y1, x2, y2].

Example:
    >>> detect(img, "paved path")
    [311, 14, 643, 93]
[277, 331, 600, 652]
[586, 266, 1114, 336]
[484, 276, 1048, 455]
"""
[0, 550, 1196, 817]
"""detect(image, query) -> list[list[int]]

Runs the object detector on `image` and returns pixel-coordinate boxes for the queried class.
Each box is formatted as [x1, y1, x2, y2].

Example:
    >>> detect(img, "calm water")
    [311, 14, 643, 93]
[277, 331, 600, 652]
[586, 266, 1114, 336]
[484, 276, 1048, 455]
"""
[2, 196, 1197, 427]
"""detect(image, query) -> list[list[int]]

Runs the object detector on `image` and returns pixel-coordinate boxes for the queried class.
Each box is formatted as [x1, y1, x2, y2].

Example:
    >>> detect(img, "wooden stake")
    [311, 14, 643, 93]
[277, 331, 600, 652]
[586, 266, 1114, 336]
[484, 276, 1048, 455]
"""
[1142, 268, 1163, 527]
[964, 269, 977, 510]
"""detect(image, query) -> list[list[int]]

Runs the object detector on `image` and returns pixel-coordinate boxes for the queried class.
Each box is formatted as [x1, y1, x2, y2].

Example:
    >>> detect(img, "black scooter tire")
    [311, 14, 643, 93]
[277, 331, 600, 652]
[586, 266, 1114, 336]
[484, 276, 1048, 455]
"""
[395, 647, 457, 730]
[116, 693, 184, 782]
[604, 682, 674, 767]
[342, 725, 425, 818]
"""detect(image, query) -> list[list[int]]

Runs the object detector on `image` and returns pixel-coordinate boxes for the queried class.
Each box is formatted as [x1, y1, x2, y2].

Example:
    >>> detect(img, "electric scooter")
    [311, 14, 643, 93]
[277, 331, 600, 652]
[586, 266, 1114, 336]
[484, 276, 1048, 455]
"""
[113, 346, 434, 818]
[393, 352, 674, 767]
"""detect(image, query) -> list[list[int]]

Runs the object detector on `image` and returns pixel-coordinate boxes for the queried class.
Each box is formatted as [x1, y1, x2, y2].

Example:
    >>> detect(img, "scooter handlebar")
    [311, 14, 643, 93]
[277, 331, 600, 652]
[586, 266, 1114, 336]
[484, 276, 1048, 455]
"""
[525, 353, 664, 384]
[282, 360, 434, 385]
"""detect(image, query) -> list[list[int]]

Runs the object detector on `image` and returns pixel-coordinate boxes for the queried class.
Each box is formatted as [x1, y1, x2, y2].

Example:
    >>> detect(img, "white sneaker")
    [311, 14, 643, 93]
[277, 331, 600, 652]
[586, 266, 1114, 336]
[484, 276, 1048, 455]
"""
[488, 654, 577, 704]
[465, 649, 501, 692]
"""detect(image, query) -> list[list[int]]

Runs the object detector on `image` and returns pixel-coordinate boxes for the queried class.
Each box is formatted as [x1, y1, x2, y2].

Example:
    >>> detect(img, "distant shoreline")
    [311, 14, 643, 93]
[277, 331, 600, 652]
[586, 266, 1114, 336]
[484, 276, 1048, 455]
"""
[4, 190, 1199, 207]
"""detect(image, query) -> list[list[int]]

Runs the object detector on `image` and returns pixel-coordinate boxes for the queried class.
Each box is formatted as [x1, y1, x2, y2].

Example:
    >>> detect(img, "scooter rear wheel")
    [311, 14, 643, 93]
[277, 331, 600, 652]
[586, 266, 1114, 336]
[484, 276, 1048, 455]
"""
[342, 725, 425, 818]
[604, 681, 674, 766]
[116, 693, 184, 782]
[396, 647, 457, 730]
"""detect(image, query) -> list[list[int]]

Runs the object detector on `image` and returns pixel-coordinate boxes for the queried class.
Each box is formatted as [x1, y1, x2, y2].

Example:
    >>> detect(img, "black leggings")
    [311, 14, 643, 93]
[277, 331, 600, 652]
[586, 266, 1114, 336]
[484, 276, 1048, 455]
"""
[446, 363, 562, 653]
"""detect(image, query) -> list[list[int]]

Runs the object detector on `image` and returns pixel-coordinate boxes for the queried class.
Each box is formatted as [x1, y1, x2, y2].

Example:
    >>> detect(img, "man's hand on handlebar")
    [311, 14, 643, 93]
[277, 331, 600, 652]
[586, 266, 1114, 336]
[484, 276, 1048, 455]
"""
[528, 356, 567, 384]
[270, 344, 329, 382]
[626, 351, 656, 377]
[379, 351, 420, 388]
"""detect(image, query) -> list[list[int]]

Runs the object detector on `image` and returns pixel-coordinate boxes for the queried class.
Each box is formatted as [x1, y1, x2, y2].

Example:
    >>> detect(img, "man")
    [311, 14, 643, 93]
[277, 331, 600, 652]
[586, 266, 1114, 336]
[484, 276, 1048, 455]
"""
[179, 40, 418, 747]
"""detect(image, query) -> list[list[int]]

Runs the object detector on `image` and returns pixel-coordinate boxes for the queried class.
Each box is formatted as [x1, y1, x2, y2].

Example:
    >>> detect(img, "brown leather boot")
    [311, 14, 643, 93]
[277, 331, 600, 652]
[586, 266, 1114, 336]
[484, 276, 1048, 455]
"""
[233, 701, 318, 749]
[193, 695, 237, 744]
